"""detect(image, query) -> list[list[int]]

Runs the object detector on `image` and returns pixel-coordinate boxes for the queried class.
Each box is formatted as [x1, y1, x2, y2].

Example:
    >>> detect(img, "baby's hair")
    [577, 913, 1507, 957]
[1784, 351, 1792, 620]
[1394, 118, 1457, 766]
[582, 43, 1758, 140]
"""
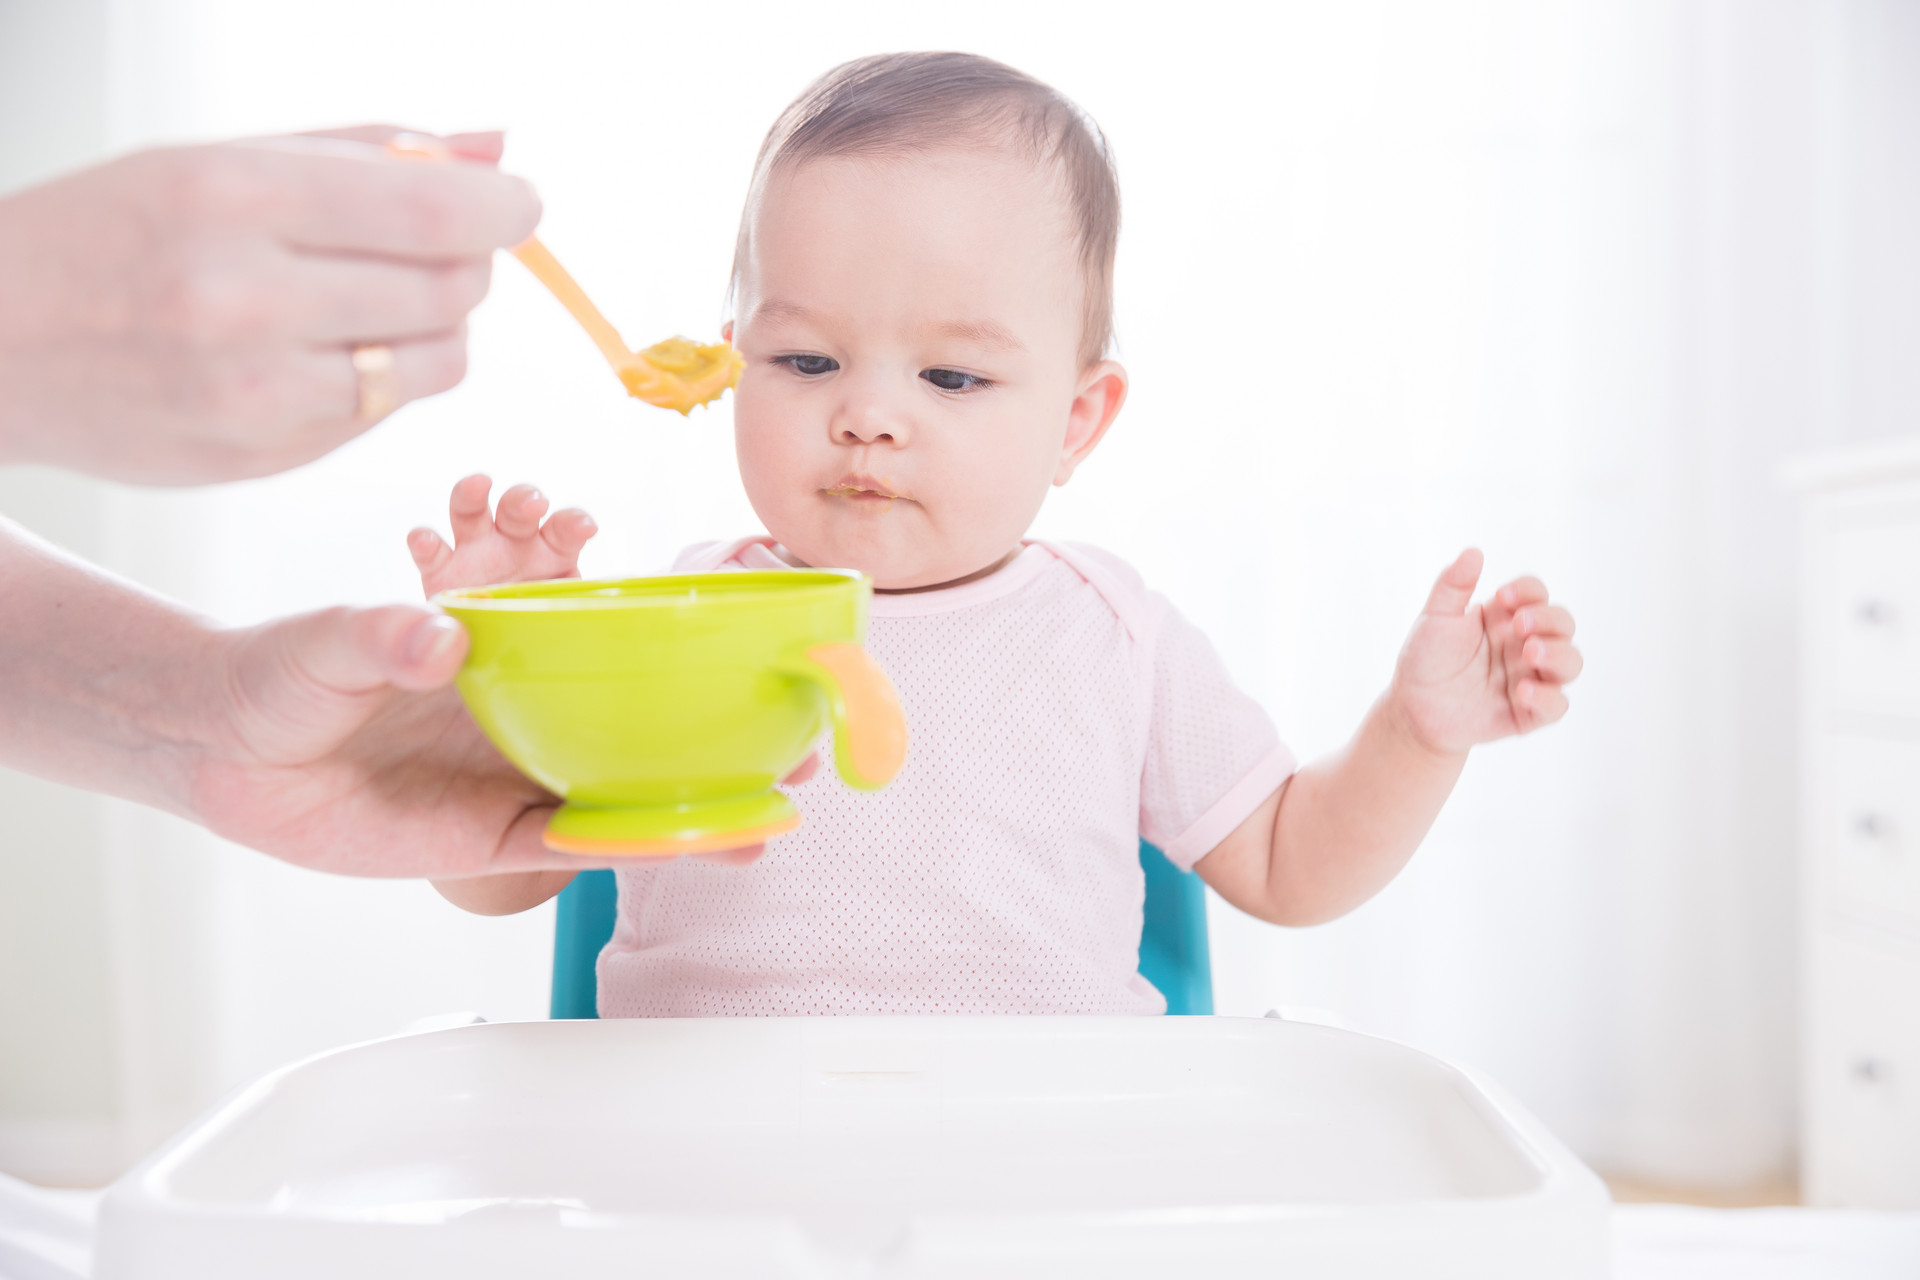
[731, 51, 1120, 368]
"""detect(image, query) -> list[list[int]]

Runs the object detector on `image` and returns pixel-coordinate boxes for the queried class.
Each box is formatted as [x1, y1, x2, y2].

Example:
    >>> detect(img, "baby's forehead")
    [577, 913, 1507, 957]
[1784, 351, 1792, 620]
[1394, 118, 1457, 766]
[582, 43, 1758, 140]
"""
[745, 149, 1081, 298]
[759, 143, 1077, 232]
[742, 154, 1081, 331]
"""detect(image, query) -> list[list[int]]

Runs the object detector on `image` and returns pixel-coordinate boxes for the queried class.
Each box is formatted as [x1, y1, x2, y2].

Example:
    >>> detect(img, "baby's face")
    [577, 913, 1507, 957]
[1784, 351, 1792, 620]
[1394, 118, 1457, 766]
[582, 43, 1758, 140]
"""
[729, 149, 1124, 589]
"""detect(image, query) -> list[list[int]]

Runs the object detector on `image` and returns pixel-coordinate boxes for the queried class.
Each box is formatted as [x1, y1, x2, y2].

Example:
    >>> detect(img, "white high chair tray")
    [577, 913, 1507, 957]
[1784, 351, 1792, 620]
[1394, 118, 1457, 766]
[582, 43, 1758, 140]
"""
[94, 1016, 1608, 1278]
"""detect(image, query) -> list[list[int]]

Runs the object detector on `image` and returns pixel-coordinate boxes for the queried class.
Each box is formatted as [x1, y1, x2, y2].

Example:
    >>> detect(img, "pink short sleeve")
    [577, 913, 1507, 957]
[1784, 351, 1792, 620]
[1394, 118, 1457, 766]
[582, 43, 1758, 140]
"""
[1139, 598, 1296, 870]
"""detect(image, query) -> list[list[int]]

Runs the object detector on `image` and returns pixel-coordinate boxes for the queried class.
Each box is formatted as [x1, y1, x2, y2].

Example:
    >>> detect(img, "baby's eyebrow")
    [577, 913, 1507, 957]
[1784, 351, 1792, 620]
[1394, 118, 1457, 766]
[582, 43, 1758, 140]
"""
[748, 298, 817, 326]
[749, 300, 1026, 353]
[929, 318, 1027, 353]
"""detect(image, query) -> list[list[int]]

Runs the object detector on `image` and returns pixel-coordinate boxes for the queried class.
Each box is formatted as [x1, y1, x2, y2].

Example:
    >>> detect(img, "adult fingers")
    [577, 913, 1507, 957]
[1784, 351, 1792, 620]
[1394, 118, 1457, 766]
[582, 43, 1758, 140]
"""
[271, 604, 468, 697]
[1515, 603, 1576, 639]
[493, 484, 548, 539]
[540, 508, 598, 560]
[483, 805, 575, 875]
[444, 131, 506, 164]
[385, 611, 471, 691]
[1521, 637, 1584, 684]
[295, 123, 414, 147]
[1421, 548, 1484, 616]
[297, 125, 503, 165]
[294, 325, 472, 426]
[219, 606, 467, 779]
[285, 253, 492, 345]
[137, 330, 471, 480]
[236, 139, 541, 259]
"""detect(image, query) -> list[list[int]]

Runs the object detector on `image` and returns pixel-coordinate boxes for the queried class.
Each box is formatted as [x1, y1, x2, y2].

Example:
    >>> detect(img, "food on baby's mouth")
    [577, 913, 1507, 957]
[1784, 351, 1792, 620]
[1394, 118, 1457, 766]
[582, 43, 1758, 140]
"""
[621, 337, 745, 415]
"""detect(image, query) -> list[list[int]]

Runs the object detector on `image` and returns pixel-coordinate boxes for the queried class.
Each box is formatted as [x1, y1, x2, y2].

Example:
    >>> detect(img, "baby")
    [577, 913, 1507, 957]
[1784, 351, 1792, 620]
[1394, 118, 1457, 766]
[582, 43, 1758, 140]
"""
[408, 53, 1582, 1015]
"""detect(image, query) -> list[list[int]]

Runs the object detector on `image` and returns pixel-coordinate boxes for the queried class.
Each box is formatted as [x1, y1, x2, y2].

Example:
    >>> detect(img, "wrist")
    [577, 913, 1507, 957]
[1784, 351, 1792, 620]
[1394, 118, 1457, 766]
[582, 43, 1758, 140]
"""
[158, 621, 247, 814]
[0, 519, 226, 817]
[93, 601, 234, 825]
[1377, 683, 1470, 765]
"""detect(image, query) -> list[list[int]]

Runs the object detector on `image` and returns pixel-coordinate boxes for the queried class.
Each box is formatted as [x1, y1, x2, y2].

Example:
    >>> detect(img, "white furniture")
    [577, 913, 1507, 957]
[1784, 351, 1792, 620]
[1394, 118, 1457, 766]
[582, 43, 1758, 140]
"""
[1786, 436, 1920, 1207]
[24, 1176, 1920, 1280]
[92, 1017, 1609, 1279]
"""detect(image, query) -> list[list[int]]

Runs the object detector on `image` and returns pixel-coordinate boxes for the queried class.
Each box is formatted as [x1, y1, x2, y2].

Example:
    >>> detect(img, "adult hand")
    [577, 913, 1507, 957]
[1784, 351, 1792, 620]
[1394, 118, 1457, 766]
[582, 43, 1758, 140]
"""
[193, 603, 575, 878]
[0, 519, 586, 880]
[0, 125, 540, 485]
[202, 604, 805, 882]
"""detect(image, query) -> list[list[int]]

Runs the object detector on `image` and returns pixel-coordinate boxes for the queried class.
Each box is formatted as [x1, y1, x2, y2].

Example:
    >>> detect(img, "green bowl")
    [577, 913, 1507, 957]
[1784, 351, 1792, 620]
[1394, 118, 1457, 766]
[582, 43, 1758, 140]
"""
[436, 571, 906, 856]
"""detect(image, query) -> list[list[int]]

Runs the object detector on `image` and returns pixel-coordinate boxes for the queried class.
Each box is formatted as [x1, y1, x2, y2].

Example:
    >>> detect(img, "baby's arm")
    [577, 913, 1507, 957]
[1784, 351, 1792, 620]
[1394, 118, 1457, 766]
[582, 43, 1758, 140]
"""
[1195, 550, 1581, 925]
[413, 474, 597, 916]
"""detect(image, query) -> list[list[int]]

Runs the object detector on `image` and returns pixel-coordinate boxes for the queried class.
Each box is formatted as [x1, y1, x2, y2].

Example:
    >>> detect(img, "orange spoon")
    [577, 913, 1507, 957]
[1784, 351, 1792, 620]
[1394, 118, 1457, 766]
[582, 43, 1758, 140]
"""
[504, 238, 742, 414]
[387, 134, 742, 415]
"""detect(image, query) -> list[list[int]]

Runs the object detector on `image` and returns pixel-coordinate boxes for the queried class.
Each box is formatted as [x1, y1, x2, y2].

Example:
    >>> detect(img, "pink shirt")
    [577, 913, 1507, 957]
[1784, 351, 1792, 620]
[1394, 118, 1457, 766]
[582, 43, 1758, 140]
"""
[597, 539, 1294, 1017]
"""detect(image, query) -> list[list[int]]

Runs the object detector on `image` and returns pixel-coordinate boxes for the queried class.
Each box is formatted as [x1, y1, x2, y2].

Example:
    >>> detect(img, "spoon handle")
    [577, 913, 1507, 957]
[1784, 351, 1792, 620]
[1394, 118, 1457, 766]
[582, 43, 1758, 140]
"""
[383, 134, 635, 376]
[510, 237, 635, 373]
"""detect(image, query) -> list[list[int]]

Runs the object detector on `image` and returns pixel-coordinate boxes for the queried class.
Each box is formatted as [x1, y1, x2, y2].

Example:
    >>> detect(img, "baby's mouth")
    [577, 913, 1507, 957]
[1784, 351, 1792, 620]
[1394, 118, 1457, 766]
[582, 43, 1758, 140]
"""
[823, 475, 911, 505]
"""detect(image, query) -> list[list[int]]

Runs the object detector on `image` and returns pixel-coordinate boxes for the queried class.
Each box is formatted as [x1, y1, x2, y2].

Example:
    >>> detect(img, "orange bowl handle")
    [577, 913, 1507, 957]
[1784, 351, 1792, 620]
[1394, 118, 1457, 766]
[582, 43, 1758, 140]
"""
[781, 643, 907, 790]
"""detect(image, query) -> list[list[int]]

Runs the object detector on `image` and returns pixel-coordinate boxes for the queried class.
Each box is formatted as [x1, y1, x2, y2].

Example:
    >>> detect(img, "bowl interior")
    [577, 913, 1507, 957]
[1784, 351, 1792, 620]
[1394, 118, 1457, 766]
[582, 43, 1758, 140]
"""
[437, 569, 865, 611]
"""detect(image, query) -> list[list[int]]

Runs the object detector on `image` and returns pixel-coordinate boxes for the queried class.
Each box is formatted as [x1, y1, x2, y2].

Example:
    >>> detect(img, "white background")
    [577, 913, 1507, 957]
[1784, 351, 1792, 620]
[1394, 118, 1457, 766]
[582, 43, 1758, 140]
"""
[1, 0, 1916, 1191]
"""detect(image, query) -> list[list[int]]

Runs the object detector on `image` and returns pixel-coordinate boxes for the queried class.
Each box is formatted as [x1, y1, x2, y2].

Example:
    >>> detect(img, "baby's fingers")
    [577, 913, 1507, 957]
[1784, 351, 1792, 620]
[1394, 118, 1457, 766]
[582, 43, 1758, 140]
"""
[1515, 678, 1570, 730]
[781, 752, 821, 787]
[1515, 604, 1576, 639]
[1521, 637, 1583, 684]
[447, 474, 494, 545]
[493, 483, 549, 539]
[1421, 548, 1484, 617]
[540, 507, 598, 562]
[407, 527, 454, 582]
[1495, 576, 1551, 611]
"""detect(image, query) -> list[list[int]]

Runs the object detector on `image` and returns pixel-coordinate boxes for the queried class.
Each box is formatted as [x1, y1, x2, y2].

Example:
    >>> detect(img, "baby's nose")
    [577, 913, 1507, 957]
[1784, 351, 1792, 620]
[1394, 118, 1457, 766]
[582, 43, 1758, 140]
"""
[835, 419, 896, 445]
[830, 388, 908, 446]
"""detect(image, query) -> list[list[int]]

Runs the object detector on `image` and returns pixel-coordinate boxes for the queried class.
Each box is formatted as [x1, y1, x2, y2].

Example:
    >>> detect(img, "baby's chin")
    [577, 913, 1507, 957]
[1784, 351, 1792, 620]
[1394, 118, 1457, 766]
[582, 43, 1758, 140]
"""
[775, 527, 983, 592]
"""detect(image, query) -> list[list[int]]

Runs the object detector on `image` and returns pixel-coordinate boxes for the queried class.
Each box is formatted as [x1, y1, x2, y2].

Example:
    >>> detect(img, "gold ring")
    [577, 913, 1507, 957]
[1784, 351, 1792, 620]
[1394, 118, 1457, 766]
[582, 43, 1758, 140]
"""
[351, 343, 399, 422]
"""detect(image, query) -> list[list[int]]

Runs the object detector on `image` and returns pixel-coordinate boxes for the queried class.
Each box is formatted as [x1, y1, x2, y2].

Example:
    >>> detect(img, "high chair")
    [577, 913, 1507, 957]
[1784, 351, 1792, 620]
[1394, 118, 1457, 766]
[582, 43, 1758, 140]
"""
[550, 840, 1214, 1017]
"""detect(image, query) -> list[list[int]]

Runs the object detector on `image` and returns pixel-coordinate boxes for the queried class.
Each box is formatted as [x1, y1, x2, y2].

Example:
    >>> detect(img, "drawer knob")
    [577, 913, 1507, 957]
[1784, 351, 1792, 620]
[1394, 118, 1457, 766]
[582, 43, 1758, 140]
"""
[1851, 1057, 1886, 1085]
[1855, 599, 1897, 628]
[1855, 812, 1894, 842]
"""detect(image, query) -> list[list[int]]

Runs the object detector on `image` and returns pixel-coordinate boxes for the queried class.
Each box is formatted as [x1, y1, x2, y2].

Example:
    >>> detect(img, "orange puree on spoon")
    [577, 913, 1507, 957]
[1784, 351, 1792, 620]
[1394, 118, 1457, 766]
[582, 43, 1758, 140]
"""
[508, 238, 743, 415]
[387, 133, 742, 415]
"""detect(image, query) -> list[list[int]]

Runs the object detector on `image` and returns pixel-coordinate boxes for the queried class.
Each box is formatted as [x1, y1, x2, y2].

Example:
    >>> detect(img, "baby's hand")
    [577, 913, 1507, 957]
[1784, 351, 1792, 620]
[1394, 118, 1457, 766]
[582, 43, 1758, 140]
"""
[1389, 549, 1582, 755]
[408, 473, 597, 598]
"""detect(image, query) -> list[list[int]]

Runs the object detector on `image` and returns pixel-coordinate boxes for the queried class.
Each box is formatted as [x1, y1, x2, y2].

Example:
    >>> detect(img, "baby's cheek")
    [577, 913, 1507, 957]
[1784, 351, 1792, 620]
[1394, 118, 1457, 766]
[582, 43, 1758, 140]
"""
[951, 447, 1053, 551]
[733, 415, 807, 529]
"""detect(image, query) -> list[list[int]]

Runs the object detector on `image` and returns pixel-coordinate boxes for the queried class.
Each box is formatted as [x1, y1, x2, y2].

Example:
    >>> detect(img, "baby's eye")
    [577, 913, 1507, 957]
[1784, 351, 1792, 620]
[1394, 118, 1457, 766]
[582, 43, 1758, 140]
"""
[778, 354, 839, 377]
[921, 367, 989, 393]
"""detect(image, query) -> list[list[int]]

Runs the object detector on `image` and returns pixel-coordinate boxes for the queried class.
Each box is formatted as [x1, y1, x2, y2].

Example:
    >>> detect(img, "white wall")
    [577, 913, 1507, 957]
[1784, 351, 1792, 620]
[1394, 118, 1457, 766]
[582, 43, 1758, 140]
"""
[0, 0, 126, 1187]
[1, 0, 1915, 1189]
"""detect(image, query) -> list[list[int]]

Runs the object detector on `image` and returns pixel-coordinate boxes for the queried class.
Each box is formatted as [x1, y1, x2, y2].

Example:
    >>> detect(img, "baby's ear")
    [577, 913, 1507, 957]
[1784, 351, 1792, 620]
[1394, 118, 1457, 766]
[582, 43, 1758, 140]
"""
[1055, 360, 1128, 487]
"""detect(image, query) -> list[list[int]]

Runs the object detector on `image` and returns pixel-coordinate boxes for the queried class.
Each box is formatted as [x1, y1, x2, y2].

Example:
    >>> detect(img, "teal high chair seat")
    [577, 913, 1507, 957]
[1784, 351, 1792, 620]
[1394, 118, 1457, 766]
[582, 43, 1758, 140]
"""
[550, 840, 1214, 1017]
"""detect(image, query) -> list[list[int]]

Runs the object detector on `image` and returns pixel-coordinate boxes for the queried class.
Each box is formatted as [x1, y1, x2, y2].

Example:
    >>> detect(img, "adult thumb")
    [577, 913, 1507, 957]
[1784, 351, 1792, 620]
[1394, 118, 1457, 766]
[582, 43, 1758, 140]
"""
[265, 605, 468, 695]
